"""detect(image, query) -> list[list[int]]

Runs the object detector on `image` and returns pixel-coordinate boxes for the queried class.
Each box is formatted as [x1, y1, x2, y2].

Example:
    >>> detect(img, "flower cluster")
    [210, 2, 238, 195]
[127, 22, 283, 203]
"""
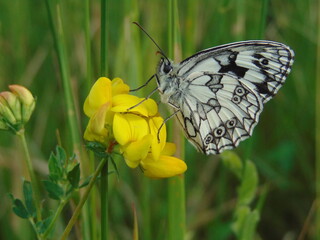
[0, 85, 35, 133]
[83, 77, 187, 178]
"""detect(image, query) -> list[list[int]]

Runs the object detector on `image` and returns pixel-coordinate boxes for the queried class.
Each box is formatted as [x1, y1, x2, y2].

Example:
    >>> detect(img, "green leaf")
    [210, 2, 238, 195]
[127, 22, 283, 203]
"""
[86, 141, 109, 158]
[23, 181, 36, 217]
[43, 180, 64, 200]
[12, 198, 29, 219]
[237, 160, 258, 206]
[67, 163, 80, 188]
[232, 206, 260, 240]
[55, 145, 66, 167]
[48, 152, 62, 181]
[36, 215, 53, 234]
[221, 151, 243, 179]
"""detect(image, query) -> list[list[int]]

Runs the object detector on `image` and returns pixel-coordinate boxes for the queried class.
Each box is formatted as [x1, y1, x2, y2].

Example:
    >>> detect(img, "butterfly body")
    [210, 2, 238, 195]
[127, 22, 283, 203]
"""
[156, 40, 294, 155]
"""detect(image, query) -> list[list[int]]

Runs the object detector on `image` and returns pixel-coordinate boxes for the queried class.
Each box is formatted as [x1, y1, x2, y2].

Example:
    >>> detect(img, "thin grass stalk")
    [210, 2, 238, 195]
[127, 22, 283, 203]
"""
[83, 1, 95, 239]
[85, 0, 93, 90]
[100, 0, 109, 239]
[45, 1, 82, 153]
[100, 0, 108, 77]
[45, 2, 90, 238]
[60, 157, 108, 240]
[235, 0, 246, 41]
[258, 0, 269, 39]
[315, 1, 320, 238]
[167, 1, 186, 240]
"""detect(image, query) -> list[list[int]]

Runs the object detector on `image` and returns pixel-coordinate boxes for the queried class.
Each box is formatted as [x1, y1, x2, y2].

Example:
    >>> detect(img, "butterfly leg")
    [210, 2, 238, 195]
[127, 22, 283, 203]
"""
[157, 109, 180, 142]
[127, 86, 159, 111]
[129, 74, 156, 92]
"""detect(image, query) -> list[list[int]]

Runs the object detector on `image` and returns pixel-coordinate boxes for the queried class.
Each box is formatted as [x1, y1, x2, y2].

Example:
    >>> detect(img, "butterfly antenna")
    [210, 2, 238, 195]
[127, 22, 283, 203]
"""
[133, 22, 170, 62]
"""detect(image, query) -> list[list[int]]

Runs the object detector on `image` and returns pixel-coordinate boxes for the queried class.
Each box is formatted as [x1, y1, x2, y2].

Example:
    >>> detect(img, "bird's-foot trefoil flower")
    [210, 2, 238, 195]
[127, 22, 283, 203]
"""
[83, 77, 187, 178]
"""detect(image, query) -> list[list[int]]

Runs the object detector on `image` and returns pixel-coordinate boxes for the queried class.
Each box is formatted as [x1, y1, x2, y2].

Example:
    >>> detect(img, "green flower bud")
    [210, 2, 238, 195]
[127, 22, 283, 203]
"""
[0, 93, 18, 127]
[9, 85, 35, 123]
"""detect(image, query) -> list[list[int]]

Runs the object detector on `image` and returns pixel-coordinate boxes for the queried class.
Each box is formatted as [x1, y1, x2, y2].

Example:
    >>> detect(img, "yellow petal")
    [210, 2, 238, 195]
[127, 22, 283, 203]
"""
[84, 77, 112, 117]
[122, 134, 153, 168]
[113, 113, 149, 145]
[149, 116, 166, 161]
[162, 142, 176, 156]
[83, 103, 111, 144]
[143, 98, 158, 116]
[112, 78, 130, 96]
[90, 103, 111, 135]
[111, 94, 158, 117]
[141, 155, 187, 178]
[83, 123, 108, 144]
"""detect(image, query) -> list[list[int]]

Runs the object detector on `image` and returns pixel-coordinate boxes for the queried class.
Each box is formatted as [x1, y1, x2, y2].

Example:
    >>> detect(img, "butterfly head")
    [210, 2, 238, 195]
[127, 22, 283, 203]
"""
[158, 57, 173, 76]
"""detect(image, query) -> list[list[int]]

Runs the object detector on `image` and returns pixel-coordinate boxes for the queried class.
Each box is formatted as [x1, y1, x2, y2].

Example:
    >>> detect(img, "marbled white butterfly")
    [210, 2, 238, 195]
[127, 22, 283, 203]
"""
[134, 23, 294, 155]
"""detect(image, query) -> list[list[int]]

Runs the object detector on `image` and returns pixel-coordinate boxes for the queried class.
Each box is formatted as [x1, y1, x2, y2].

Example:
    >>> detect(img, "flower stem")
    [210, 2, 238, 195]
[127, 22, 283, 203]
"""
[18, 130, 42, 221]
[101, 159, 109, 240]
[43, 199, 68, 238]
[60, 157, 108, 240]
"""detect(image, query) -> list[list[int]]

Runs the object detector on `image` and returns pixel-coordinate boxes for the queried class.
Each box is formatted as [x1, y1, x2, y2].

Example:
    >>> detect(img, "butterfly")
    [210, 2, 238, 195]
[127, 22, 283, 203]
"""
[155, 40, 294, 154]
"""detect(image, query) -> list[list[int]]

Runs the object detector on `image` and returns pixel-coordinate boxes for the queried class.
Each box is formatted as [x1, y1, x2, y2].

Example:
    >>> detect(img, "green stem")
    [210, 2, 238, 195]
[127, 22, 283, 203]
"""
[18, 130, 42, 221]
[258, 0, 269, 39]
[101, 159, 109, 240]
[60, 157, 108, 240]
[100, 0, 109, 238]
[83, 1, 94, 239]
[100, 0, 108, 76]
[29, 217, 42, 240]
[167, 1, 186, 240]
[42, 199, 68, 239]
[315, 1, 320, 238]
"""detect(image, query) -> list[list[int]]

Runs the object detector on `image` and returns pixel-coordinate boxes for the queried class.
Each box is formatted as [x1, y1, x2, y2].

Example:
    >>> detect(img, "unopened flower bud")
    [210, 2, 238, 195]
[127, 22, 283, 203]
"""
[0, 93, 18, 127]
[9, 85, 35, 123]
[0, 91, 21, 122]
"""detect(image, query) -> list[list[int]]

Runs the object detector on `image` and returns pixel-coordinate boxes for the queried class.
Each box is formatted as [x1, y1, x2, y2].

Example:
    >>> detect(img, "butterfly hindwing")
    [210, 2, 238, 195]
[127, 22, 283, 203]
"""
[173, 73, 263, 154]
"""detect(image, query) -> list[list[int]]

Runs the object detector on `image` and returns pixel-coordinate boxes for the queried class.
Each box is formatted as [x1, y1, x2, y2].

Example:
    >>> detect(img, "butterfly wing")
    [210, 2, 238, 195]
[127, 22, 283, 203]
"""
[174, 72, 263, 154]
[170, 41, 294, 154]
[176, 40, 294, 103]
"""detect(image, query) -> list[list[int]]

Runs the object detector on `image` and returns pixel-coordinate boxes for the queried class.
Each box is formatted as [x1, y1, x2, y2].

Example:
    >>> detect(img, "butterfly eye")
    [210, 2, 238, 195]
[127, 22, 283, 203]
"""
[163, 64, 173, 74]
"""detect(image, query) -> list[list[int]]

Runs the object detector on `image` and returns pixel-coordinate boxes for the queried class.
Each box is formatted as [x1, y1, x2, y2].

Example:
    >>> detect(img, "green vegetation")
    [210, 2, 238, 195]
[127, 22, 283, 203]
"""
[0, 0, 316, 239]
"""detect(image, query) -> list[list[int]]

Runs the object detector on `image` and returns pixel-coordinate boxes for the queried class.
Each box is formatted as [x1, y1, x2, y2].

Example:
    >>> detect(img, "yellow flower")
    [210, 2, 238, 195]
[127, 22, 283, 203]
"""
[83, 77, 129, 144]
[83, 77, 187, 178]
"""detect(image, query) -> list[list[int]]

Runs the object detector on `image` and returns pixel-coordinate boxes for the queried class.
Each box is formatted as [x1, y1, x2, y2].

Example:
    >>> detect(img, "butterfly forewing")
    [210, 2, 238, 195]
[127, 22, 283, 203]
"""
[157, 40, 294, 154]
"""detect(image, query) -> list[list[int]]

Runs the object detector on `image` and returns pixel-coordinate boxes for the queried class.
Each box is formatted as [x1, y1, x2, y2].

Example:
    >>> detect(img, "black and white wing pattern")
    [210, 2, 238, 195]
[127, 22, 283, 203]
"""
[157, 40, 294, 154]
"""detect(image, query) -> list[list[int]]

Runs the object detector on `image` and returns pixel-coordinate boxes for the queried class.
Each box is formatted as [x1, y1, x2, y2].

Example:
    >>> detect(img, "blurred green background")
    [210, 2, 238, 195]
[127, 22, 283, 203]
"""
[0, 0, 317, 239]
